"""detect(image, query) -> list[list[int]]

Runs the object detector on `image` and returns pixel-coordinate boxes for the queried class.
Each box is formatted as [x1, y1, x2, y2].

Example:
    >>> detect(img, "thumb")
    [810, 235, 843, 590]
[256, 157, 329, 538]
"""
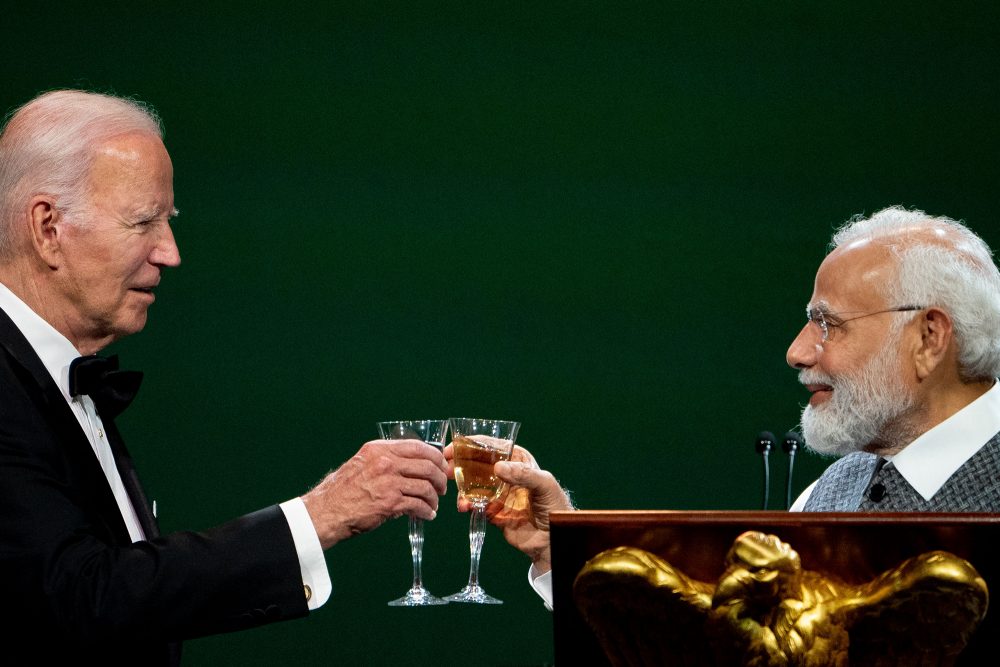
[495, 461, 538, 486]
[496, 462, 567, 505]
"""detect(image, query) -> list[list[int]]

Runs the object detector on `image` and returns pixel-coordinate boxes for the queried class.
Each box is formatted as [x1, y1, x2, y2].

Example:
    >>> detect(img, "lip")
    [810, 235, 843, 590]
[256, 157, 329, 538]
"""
[129, 286, 157, 301]
[805, 383, 833, 405]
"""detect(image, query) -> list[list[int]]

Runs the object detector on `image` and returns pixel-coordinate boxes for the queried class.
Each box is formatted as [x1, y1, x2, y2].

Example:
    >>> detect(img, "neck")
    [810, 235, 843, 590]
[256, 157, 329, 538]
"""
[922, 377, 994, 424]
[866, 376, 994, 457]
[0, 261, 109, 355]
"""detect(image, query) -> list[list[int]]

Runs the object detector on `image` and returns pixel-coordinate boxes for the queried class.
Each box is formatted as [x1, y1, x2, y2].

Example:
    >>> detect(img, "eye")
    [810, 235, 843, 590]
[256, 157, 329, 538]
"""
[133, 216, 161, 229]
[824, 316, 847, 336]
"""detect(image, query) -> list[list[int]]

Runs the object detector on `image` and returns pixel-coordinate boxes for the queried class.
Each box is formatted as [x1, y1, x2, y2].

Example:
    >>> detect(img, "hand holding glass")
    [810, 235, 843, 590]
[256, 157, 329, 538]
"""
[445, 417, 520, 604]
[377, 419, 450, 606]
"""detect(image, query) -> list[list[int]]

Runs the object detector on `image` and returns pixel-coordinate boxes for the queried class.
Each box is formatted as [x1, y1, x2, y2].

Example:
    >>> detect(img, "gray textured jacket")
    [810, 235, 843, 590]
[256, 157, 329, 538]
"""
[803, 433, 1000, 511]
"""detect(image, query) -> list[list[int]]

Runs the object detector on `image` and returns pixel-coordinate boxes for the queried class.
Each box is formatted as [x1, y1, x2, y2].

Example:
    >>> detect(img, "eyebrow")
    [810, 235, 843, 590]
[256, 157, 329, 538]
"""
[129, 206, 179, 223]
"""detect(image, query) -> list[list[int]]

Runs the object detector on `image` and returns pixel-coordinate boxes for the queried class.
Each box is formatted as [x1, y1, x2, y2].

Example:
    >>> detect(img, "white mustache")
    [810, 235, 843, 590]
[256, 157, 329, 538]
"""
[799, 369, 835, 387]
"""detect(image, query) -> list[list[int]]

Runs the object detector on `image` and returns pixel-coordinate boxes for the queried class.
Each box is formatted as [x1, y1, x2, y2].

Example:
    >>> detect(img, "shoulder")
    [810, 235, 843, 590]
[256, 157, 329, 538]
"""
[802, 452, 879, 512]
[811, 452, 878, 484]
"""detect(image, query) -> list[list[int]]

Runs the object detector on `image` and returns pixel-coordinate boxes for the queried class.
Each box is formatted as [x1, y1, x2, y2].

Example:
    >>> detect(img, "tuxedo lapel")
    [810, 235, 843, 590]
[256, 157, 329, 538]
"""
[0, 306, 75, 421]
[103, 418, 160, 538]
[0, 306, 134, 542]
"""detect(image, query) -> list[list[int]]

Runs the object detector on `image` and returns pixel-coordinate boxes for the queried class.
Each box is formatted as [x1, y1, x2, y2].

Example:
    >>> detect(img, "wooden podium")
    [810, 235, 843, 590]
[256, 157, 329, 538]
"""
[550, 511, 1000, 665]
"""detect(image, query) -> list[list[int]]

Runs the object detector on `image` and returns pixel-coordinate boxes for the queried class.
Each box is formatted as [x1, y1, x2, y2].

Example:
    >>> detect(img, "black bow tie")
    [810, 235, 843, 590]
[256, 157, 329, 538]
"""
[68, 355, 143, 420]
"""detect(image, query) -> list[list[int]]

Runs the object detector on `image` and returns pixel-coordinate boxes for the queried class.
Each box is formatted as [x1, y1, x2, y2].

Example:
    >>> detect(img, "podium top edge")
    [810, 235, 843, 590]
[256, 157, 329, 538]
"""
[549, 510, 1000, 526]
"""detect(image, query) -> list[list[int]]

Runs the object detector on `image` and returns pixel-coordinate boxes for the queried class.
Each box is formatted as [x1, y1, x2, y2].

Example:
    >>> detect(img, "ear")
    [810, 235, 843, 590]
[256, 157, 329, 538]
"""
[28, 195, 64, 269]
[912, 307, 954, 380]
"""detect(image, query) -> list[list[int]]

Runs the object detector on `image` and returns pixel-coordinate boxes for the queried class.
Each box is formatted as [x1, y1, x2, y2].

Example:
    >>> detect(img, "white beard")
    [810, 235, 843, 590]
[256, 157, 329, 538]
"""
[799, 341, 917, 456]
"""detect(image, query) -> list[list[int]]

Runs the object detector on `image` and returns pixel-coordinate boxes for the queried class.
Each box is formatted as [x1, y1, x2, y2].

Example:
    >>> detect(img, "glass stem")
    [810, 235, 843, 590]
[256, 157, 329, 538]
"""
[467, 506, 487, 588]
[409, 516, 424, 589]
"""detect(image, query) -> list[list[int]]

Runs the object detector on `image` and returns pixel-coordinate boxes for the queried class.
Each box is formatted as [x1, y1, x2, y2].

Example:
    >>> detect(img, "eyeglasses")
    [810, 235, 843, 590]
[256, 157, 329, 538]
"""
[805, 305, 924, 343]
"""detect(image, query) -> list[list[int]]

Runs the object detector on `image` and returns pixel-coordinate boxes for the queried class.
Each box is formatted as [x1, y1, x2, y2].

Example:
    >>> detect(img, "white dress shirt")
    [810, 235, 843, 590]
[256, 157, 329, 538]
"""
[0, 281, 331, 609]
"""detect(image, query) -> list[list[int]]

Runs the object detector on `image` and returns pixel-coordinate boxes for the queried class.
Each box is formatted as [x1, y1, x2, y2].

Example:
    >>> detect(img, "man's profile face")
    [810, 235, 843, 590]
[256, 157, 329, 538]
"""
[787, 242, 918, 454]
[56, 132, 180, 346]
[788, 242, 901, 389]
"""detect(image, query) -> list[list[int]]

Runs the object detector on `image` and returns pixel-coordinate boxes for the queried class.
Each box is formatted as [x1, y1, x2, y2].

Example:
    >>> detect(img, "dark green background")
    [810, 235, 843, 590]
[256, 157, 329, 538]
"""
[4, 2, 999, 665]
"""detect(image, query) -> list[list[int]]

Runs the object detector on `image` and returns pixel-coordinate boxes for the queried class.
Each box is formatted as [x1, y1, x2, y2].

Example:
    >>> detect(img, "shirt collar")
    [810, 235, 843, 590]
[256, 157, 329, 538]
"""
[0, 281, 80, 402]
[892, 380, 1000, 500]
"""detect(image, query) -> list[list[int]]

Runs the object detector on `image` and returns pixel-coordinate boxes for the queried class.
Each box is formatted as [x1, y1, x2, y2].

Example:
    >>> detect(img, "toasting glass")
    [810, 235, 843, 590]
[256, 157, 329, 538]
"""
[377, 419, 450, 606]
[445, 417, 520, 604]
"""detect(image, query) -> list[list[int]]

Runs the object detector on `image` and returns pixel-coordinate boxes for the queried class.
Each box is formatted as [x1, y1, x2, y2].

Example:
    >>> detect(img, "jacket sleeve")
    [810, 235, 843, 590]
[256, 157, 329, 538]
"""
[0, 355, 310, 645]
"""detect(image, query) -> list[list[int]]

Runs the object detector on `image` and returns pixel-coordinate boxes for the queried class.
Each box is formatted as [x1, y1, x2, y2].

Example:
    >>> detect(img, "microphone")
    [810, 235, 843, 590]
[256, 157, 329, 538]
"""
[755, 431, 776, 510]
[781, 431, 803, 509]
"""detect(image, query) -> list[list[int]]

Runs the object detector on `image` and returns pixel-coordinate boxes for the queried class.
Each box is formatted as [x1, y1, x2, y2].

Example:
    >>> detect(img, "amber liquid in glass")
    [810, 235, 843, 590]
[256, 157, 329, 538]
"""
[453, 434, 512, 505]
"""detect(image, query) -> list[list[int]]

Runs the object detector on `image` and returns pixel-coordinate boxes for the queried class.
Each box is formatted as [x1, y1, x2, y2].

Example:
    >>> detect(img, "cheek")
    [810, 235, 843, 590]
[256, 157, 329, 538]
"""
[113, 245, 152, 278]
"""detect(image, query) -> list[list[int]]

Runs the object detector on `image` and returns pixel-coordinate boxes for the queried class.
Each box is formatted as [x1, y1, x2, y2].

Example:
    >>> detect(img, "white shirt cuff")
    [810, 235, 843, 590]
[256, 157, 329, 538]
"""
[529, 563, 554, 611]
[280, 498, 332, 609]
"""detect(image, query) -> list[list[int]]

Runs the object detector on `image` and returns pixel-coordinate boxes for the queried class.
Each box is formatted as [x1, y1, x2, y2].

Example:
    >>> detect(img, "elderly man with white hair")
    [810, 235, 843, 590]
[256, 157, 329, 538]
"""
[0, 90, 448, 665]
[787, 206, 1000, 510]
[458, 206, 1000, 609]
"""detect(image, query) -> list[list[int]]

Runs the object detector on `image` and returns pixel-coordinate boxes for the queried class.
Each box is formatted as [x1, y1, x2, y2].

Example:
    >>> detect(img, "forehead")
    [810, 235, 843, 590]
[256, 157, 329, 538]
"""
[810, 239, 896, 311]
[86, 132, 173, 211]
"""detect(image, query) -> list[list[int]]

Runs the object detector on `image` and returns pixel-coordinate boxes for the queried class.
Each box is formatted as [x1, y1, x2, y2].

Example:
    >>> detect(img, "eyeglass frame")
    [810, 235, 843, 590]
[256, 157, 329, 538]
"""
[805, 304, 925, 343]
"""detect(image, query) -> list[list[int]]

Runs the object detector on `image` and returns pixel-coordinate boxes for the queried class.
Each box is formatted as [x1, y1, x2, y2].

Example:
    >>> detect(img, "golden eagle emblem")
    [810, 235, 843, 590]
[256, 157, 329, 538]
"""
[574, 531, 988, 666]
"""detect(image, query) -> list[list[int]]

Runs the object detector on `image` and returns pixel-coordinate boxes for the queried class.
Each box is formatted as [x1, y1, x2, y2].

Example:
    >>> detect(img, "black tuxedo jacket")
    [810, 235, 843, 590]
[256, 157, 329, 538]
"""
[0, 306, 310, 665]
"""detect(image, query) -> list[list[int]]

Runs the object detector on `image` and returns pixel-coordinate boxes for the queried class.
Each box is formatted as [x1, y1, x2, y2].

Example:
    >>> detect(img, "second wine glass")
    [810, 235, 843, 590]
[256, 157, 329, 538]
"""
[445, 417, 520, 604]
[377, 419, 450, 607]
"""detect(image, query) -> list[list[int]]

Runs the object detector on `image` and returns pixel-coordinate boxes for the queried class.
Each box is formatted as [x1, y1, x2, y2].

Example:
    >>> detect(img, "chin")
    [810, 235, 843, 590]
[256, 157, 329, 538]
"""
[113, 311, 150, 339]
[800, 405, 864, 457]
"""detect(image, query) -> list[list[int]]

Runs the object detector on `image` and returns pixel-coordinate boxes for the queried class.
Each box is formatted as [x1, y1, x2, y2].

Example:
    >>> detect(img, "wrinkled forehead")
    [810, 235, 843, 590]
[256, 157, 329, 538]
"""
[83, 132, 175, 217]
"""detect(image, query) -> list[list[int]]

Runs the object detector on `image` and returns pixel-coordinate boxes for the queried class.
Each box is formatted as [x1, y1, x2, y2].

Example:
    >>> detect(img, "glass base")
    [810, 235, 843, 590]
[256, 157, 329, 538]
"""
[387, 587, 449, 607]
[444, 584, 503, 605]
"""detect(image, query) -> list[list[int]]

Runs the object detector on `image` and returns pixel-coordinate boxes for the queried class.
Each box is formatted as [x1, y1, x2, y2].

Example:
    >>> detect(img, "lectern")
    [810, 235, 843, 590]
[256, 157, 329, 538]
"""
[550, 511, 1000, 666]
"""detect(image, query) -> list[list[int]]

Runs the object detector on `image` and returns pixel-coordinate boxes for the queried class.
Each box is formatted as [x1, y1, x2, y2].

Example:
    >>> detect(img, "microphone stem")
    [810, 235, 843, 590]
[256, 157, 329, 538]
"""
[785, 449, 796, 509]
[761, 449, 770, 510]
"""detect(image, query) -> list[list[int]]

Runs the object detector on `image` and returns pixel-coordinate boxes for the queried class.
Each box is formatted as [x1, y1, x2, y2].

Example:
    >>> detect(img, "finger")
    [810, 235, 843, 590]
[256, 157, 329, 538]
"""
[366, 443, 447, 482]
[367, 476, 442, 517]
[397, 477, 442, 513]
[441, 443, 457, 480]
[494, 461, 549, 490]
[391, 456, 449, 494]
[510, 444, 539, 467]
[397, 495, 440, 521]
[484, 498, 509, 520]
[380, 439, 449, 470]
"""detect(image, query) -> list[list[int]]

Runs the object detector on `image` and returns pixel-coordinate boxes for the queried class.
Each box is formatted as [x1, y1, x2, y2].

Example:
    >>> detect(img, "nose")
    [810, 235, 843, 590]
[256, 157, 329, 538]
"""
[786, 322, 821, 369]
[150, 221, 181, 268]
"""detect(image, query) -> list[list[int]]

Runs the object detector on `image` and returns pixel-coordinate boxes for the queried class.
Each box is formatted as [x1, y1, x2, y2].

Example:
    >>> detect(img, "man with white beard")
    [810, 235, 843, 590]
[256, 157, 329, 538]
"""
[786, 206, 1000, 510]
[443, 205, 1000, 609]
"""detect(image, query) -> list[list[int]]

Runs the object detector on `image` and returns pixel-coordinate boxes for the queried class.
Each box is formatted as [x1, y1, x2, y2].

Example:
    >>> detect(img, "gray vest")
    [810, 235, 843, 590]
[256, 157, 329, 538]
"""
[803, 432, 1000, 511]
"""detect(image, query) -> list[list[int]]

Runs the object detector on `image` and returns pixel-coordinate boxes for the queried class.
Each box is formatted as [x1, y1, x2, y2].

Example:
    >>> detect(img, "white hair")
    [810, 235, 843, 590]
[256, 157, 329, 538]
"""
[832, 206, 1000, 382]
[0, 89, 162, 260]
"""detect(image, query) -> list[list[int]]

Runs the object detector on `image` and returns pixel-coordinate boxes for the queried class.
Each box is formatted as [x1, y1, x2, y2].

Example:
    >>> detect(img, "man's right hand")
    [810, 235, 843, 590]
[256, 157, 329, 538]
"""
[301, 440, 448, 549]
[445, 444, 573, 574]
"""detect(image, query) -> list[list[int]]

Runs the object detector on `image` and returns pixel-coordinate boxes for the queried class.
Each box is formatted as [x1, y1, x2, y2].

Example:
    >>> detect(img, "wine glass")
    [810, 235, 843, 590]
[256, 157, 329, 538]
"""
[377, 419, 450, 606]
[445, 417, 520, 604]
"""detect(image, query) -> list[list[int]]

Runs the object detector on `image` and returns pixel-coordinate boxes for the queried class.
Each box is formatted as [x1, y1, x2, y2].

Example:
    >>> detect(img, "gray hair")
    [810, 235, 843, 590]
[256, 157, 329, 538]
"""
[832, 206, 1000, 382]
[0, 89, 162, 260]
